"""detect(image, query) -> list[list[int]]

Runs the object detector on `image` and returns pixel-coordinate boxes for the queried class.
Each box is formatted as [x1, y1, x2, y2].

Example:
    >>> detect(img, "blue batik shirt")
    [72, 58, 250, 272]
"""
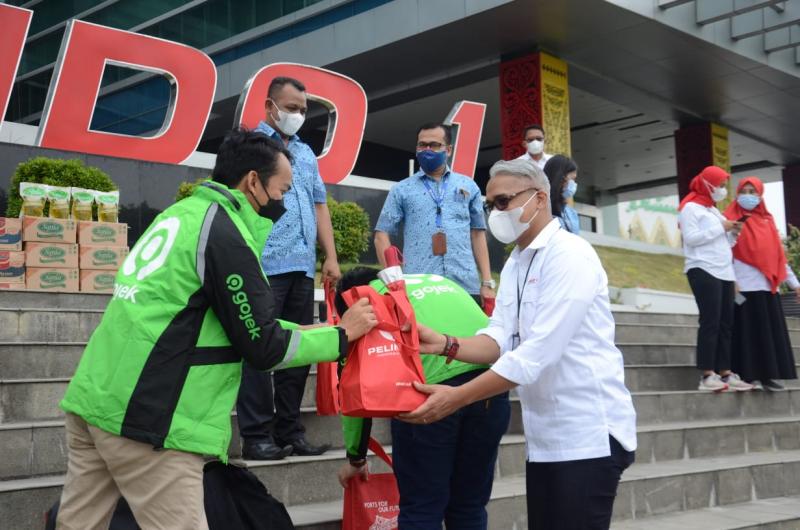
[375, 168, 486, 294]
[559, 205, 581, 234]
[255, 121, 327, 278]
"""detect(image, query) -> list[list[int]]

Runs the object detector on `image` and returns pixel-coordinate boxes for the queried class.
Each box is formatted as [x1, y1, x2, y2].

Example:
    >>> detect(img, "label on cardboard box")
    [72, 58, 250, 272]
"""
[78, 221, 128, 247]
[80, 246, 129, 270]
[22, 217, 76, 243]
[80, 269, 118, 293]
[0, 250, 25, 283]
[25, 242, 79, 268]
[0, 218, 22, 250]
[26, 267, 79, 292]
[0, 282, 25, 290]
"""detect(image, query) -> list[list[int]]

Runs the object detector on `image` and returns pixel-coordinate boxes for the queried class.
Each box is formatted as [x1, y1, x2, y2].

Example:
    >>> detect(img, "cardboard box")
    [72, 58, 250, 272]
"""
[0, 218, 22, 251]
[26, 267, 79, 292]
[22, 217, 77, 243]
[25, 242, 79, 268]
[0, 250, 25, 283]
[0, 282, 25, 290]
[79, 245, 129, 270]
[80, 269, 118, 293]
[78, 221, 128, 247]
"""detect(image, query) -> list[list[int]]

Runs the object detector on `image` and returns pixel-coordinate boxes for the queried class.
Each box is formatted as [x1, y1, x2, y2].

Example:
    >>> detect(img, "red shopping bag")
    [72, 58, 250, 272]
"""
[338, 285, 426, 417]
[483, 297, 496, 316]
[316, 280, 341, 416]
[342, 438, 399, 530]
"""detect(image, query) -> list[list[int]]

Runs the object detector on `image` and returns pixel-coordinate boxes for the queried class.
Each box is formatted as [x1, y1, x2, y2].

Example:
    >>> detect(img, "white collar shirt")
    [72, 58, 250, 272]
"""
[479, 219, 637, 462]
[678, 202, 735, 281]
[516, 151, 552, 170]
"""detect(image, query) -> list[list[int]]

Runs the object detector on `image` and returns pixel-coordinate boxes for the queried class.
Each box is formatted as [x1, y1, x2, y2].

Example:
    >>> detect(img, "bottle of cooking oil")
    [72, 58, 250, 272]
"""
[71, 188, 95, 221]
[47, 186, 71, 219]
[95, 190, 119, 223]
[19, 182, 48, 217]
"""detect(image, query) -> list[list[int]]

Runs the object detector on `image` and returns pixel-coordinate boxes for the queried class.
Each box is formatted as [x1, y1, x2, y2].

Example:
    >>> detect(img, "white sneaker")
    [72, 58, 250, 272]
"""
[751, 380, 764, 391]
[698, 373, 728, 392]
[722, 373, 754, 392]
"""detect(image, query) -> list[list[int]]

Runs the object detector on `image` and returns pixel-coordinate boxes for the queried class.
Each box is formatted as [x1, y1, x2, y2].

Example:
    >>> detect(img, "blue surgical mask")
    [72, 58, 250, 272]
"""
[563, 180, 578, 199]
[737, 194, 760, 211]
[417, 149, 448, 174]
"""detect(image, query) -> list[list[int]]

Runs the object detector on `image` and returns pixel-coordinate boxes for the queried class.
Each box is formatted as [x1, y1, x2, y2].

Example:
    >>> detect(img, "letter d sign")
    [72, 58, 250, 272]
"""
[36, 20, 216, 164]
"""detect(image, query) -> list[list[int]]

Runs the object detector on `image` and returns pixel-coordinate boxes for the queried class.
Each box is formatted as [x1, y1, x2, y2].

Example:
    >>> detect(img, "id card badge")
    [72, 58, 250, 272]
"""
[432, 232, 447, 256]
[511, 333, 521, 350]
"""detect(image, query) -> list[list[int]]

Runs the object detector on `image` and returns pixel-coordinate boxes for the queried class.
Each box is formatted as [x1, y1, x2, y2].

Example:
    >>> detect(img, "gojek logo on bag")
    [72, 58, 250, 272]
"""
[226, 273, 261, 341]
[116, 217, 181, 303]
[404, 274, 455, 301]
[367, 330, 400, 356]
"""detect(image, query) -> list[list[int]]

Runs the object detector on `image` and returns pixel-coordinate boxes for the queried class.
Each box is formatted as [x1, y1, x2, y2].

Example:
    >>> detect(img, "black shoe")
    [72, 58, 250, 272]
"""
[242, 440, 293, 461]
[763, 379, 785, 391]
[281, 437, 331, 456]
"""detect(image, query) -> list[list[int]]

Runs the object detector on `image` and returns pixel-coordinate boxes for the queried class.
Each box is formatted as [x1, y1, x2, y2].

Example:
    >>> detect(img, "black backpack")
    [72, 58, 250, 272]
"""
[45, 461, 295, 530]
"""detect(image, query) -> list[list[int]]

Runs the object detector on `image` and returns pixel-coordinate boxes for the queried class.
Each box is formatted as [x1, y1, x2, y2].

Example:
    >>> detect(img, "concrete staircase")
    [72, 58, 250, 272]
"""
[1, 292, 800, 529]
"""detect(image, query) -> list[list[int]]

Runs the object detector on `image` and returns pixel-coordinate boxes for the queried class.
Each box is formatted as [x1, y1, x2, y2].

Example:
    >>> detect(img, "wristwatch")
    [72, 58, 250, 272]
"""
[481, 279, 496, 289]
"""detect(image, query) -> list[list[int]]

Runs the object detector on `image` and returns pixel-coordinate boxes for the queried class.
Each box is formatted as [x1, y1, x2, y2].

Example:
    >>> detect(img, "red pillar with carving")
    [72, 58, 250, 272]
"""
[783, 165, 800, 232]
[674, 123, 714, 200]
[498, 53, 542, 161]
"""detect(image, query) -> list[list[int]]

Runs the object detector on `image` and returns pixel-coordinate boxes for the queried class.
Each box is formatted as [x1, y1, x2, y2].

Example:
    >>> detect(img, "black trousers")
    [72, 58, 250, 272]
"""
[236, 272, 314, 444]
[686, 267, 735, 372]
[526, 436, 634, 530]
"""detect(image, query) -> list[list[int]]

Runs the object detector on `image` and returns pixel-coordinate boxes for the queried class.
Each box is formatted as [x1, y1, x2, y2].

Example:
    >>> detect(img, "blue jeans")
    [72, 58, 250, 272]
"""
[391, 370, 511, 530]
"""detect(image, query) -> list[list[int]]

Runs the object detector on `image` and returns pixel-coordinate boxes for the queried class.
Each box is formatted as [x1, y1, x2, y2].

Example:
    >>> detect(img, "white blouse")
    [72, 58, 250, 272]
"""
[733, 259, 800, 292]
[679, 202, 735, 282]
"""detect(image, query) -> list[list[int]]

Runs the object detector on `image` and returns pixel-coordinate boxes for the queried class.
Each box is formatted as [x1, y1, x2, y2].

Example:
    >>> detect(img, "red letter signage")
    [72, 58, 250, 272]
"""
[236, 63, 367, 184]
[445, 100, 486, 179]
[0, 4, 32, 133]
[36, 20, 216, 164]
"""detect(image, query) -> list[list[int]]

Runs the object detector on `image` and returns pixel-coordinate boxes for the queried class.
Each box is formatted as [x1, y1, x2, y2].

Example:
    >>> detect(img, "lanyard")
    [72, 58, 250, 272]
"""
[512, 249, 538, 349]
[422, 177, 448, 229]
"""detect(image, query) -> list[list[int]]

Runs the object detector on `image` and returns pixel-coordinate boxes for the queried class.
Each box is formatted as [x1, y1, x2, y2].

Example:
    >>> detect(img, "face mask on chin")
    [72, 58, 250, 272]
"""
[270, 101, 305, 136]
[251, 178, 287, 223]
[487, 193, 540, 244]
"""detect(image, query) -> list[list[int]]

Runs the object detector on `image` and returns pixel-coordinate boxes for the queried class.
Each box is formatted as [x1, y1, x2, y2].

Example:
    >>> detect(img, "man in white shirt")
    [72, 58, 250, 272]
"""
[400, 158, 636, 530]
[515, 124, 552, 169]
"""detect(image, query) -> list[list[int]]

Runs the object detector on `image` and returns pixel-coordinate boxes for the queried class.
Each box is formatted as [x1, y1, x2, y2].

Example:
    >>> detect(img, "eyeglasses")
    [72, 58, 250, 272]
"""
[416, 141, 449, 152]
[484, 188, 539, 214]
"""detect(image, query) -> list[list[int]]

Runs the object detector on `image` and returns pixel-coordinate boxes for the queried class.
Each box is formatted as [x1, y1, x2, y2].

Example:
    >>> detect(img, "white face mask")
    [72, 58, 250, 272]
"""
[704, 179, 728, 202]
[270, 101, 305, 136]
[488, 194, 540, 244]
[527, 139, 544, 156]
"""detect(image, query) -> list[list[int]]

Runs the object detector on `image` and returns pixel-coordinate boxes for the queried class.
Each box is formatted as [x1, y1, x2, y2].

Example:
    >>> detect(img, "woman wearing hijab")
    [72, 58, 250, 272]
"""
[678, 166, 753, 392]
[724, 177, 799, 390]
[543, 155, 580, 234]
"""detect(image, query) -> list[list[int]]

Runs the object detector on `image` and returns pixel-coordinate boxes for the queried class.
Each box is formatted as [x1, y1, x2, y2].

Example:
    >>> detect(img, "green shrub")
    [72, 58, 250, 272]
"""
[324, 196, 370, 263]
[6, 157, 116, 217]
[175, 177, 210, 202]
[785, 225, 800, 290]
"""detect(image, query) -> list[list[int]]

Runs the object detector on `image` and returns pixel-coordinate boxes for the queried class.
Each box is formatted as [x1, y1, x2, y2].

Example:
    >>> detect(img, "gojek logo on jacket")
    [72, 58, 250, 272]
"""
[115, 217, 181, 304]
[226, 273, 261, 341]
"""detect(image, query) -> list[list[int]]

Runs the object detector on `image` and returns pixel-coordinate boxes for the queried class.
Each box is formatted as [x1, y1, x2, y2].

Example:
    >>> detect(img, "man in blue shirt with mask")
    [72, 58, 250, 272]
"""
[375, 123, 495, 304]
[237, 76, 341, 460]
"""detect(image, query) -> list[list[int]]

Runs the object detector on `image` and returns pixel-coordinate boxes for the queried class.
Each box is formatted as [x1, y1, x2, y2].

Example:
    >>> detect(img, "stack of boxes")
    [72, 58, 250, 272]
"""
[0, 217, 128, 293]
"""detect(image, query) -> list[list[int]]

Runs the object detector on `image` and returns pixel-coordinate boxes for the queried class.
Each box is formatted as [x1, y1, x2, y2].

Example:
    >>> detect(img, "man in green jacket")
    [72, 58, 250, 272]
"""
[56, 129, 377, 530]
[335, 267, 510, 529]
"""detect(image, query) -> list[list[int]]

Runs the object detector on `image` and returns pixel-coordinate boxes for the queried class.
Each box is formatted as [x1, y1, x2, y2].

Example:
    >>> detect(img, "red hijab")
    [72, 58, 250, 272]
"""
[678, 166, 729, 211]
[723, 176, 787, 293]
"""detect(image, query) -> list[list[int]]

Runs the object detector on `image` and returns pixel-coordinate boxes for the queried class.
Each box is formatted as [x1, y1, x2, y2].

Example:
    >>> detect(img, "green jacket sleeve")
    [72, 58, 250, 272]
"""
[342, 414, 372, 462]
[270, 320, 346, 370]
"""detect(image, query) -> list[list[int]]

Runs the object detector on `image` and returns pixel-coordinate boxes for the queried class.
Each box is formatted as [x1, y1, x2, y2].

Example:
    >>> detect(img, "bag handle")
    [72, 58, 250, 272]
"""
[367, 437, 393, 469]
[341, 285, 398, 330]
[324, 279, 340, 325]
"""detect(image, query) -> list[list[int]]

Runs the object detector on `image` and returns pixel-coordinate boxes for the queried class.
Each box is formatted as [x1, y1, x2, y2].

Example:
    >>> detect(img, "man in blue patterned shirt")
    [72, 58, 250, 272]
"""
[237, 77, 340, 460]
[375, 123, 496, 304]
